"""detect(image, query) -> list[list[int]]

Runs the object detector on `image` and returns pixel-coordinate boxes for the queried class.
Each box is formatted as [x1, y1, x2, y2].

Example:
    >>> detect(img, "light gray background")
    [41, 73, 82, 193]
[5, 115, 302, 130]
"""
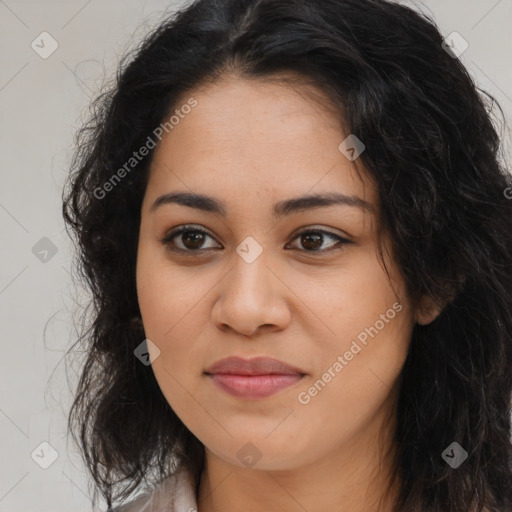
[1, 1, 511, 511]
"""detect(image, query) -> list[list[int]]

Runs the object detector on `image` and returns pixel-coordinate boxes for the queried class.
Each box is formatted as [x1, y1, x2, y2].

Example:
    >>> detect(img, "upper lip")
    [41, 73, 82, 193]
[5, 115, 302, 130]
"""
[204, 356, 305, 376]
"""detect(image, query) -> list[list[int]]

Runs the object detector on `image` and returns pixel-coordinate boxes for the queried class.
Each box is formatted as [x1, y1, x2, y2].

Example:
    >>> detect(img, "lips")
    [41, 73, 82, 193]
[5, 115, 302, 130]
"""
[204, 356, 306, 399]
[204, 356, 305, 376]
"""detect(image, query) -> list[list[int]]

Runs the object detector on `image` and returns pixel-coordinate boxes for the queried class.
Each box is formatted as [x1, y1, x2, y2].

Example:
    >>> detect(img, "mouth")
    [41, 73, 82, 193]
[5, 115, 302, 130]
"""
[204, 356, 306, 399]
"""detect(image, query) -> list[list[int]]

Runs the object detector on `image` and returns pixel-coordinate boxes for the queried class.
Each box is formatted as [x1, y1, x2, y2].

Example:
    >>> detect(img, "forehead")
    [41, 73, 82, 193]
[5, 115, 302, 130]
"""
[145, 75, 377, 211]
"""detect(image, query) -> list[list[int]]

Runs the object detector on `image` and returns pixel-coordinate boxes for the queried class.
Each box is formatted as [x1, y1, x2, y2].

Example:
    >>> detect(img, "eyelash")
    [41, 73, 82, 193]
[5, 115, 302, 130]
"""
[159, 224, 352, 256]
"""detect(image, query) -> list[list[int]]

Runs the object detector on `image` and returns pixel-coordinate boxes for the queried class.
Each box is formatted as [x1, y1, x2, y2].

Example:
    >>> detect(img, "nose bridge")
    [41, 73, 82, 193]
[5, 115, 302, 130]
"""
[212, 240, 289, 336]
[228, 241, 273, 306]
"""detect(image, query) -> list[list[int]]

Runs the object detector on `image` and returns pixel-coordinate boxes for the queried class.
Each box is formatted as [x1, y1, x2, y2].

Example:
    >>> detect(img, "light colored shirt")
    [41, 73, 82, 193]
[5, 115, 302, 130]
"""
[113, 463, 198, 512]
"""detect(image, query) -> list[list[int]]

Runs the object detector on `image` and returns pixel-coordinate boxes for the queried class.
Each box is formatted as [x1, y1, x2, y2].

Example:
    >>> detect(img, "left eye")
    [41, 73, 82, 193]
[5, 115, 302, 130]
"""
[287, 228, 351, 253]
[160, 225, 351, 255]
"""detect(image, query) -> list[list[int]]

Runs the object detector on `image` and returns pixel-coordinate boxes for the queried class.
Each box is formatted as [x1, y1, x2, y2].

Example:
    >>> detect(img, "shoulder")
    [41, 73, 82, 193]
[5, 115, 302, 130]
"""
[111, 463, 198, 512]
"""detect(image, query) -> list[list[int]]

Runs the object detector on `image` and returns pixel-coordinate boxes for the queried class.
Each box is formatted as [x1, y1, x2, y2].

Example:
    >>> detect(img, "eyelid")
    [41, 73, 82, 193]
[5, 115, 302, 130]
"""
[160, 223, 353, 254]
[285, 226, 352, 253]
[289, 225, 351, 241]
[160, 224, 220, 249]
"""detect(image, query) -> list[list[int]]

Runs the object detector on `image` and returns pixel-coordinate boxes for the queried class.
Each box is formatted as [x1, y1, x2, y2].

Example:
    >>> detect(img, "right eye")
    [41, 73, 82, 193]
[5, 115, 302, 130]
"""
[159, 224, 222, 255]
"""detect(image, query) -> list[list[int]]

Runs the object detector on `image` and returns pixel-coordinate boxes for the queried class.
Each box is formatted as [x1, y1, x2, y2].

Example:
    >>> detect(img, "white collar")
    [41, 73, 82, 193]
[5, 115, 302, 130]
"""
[114, 462, 198, 512]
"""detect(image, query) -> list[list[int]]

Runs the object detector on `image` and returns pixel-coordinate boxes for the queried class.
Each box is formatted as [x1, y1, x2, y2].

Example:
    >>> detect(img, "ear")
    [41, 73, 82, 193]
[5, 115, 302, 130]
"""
[415, 295, 444, 326]
[415, 277, 465, 326]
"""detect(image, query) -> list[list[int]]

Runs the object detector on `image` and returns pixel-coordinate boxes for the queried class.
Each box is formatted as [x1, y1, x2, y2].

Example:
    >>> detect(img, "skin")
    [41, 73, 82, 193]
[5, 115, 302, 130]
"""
[136, 74, 441, 512]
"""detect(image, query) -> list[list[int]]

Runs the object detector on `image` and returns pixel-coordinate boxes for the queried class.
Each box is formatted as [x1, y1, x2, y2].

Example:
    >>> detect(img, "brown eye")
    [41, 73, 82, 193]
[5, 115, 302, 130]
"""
[286, 228, 352, 253]
[180, 230, 207, 250]
[160, 225, 221, 254]
[160, 225, 352, 256]
[300, 232, 323, 251]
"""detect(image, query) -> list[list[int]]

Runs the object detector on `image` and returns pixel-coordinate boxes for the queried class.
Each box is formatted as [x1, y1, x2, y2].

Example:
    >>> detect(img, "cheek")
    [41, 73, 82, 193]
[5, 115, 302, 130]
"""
[295, 248, 407, 340]
[136, 246, 206, 337]
[292, 311, 411, 448]
[137, 277, 208, 373]
[293, 249, 412, 407]
[136, 255, 213, 377]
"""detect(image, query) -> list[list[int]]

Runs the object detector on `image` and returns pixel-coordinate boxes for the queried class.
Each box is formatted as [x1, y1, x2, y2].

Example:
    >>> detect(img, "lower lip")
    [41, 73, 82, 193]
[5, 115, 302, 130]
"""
[207, 373, 304, 399]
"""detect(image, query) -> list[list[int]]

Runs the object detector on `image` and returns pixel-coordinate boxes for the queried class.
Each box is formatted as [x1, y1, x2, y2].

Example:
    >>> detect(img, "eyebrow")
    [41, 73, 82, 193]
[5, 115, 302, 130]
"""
[149, 191, 375, 217]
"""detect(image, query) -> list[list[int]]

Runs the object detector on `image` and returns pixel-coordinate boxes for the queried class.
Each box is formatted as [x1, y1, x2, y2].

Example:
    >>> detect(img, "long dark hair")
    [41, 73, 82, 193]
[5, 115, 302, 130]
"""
[62, 0, 512, 510]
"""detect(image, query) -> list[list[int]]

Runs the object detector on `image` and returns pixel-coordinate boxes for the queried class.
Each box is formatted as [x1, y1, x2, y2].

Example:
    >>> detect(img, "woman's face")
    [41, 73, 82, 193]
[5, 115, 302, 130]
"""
[136, 75, 426, 471]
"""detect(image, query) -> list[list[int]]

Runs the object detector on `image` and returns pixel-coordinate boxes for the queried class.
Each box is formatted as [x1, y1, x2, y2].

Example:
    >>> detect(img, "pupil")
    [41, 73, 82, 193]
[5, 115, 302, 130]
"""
[302, 233, 322, 250]
[183, 231, 204, 249]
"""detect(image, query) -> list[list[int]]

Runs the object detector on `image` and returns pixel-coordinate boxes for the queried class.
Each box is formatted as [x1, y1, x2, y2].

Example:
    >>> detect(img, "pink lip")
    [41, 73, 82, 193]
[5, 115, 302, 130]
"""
[204, 356, 306, 399]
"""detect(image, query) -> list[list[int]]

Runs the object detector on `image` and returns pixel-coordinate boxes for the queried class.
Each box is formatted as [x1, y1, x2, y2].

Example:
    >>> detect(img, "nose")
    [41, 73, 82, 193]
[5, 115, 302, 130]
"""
[211, 251, 291, 338]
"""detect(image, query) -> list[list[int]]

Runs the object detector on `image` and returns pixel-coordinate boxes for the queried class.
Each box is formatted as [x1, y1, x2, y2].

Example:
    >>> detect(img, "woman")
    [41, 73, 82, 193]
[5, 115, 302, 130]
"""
[62, 0, 512, 510]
